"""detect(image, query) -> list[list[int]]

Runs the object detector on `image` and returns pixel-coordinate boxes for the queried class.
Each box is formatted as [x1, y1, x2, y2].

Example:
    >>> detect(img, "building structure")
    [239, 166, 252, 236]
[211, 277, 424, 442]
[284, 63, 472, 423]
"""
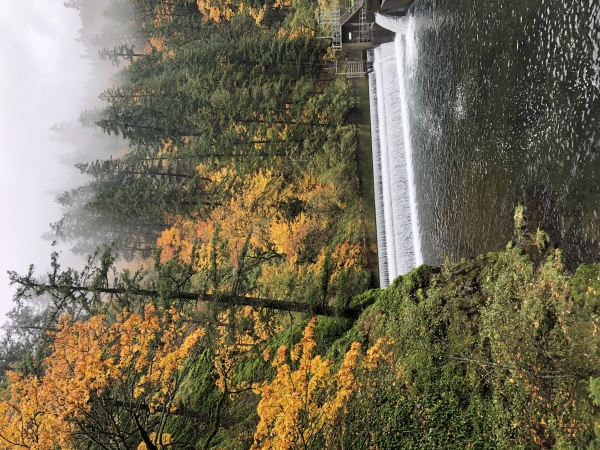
[318, 0, 414, 76]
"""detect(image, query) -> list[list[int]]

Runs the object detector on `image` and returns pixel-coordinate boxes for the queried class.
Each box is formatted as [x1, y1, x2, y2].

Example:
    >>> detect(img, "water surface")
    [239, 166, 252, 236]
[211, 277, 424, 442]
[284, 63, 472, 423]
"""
[405, 0, 600, 268]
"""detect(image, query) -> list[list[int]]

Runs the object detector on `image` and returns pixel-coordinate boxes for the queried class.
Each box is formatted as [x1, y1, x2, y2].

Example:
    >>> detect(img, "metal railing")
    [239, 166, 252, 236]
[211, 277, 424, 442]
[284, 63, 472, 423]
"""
[336, 60, 373, 78]
[318, 0, 370, 52]
[339, 0, 363, 25]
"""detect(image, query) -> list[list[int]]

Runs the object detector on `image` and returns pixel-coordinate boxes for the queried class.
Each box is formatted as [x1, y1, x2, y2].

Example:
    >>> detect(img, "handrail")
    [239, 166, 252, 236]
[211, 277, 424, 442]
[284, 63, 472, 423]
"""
[340, 0, 363, 25]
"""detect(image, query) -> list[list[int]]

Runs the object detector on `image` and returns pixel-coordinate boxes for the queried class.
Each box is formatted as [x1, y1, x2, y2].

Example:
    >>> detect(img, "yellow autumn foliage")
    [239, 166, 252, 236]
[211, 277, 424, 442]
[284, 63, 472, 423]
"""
[250, 320, 395, 449]
[157, 168, 337, 267]
[156, 165, 366, 301]
[0, 305, 204, 450]
[196, 0, 235, 22]
[197, 0, 292, 25]
[137, 432, 172, 450]
[251, 319, 361, 449]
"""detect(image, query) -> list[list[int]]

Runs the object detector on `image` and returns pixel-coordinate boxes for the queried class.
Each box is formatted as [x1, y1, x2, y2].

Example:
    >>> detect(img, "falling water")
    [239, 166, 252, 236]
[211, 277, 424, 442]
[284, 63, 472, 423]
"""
[374, 13, 408, 35]
[369, 40, 422, 287]
[373, 45, 398, 282]
[368, 53, 390, 288]
[396, 35, 423, 268]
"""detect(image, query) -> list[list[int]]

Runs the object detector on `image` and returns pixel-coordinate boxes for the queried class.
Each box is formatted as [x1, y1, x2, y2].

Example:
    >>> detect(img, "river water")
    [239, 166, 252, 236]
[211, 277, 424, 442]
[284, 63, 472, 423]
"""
[372, 0, 600, 279]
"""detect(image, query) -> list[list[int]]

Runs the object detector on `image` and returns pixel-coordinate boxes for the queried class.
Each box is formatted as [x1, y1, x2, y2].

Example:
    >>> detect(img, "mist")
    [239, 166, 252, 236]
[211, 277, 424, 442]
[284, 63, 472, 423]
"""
[0, 0, 134, 324]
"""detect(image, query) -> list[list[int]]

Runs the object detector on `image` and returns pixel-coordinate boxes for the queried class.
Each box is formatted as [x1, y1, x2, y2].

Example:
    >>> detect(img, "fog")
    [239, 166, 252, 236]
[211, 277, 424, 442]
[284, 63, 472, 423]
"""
[0, 0, 127, 324]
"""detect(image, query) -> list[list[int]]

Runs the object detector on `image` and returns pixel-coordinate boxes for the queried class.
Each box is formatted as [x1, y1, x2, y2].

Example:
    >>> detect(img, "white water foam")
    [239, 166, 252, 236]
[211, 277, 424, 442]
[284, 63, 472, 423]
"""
[367, 51, 390, 287]
[373, 45, 398, 282]
[380, 43, 416, 277]
[404, 16, 417, 70]
[369, 41, 422, 286]
[375, 13, 409, 34]
[395, 35, 423, 266]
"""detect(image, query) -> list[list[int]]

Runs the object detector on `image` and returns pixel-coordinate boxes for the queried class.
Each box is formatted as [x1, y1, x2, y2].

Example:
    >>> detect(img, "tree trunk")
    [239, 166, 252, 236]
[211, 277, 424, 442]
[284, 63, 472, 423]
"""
[26, 283, 368, 319]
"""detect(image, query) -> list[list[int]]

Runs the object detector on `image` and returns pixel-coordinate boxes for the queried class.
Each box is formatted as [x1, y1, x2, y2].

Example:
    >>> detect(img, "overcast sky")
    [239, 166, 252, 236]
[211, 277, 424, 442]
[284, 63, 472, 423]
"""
[0, 1, 90, 323]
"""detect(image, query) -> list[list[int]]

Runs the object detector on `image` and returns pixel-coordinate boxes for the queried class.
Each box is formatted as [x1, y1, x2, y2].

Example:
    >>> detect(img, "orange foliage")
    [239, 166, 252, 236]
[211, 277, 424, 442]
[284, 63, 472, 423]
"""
[0, 305, 204, 450]
[196, 0, 235, 23]
[157, 216, 197, 262]
[251, 319, 361, 449]
[196, 0, 290, 25]
[137, 432, 172, 450]
[156, 165, 366, 303]
[275, 28, 312, 41]
[157, 168, 336, 268]
[251, 321, 395, 449]
[148, 36, 165, 51]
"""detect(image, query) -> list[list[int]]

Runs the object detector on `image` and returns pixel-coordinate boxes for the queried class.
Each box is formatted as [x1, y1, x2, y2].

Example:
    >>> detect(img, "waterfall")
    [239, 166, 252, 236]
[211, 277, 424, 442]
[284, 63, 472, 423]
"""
[367, 50, 390, 288]
[369, 38, 422, 287]
[396, 35, 423, 267]
[374, 45, 398, 282]
[374, 13, 409, 34]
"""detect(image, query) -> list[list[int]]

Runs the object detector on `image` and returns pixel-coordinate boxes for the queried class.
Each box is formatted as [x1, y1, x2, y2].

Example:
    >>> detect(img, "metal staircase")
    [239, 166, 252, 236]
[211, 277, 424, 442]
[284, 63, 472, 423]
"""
[318, 0, 367, 52]
[339, 0, 363, 26]
[357, 6, 371, 42]
[318, 6, 342, 51]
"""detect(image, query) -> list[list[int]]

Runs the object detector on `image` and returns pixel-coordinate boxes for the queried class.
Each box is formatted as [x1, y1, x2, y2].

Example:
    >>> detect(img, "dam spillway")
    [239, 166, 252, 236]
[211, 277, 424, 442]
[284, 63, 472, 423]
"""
[368, 34, 422, 288]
